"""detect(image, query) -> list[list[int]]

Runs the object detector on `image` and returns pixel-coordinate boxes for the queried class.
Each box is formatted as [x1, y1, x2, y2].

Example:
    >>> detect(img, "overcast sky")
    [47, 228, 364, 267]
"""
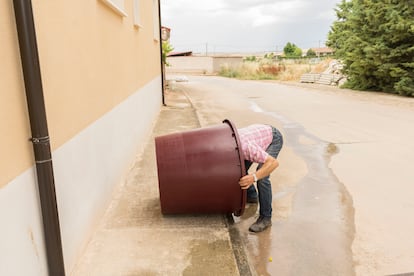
[160, 0, 341, 54]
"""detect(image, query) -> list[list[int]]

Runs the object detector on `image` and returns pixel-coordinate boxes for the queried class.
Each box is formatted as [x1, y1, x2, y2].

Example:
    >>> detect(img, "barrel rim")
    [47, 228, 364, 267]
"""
[223, 119, 246, 216]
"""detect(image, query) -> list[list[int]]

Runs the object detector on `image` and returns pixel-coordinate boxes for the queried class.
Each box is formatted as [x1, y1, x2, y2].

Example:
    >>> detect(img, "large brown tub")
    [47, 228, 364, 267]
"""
[155, 119, 246, 216]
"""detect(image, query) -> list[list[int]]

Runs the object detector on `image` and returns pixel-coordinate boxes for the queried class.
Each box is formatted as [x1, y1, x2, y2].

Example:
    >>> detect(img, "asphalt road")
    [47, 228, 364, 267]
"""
[169, 75, 414, 276]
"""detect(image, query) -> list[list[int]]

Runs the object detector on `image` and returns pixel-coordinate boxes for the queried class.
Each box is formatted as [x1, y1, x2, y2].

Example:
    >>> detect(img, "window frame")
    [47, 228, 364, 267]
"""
[133, 0, 143, 28]
[100, 0, 127, 17]
[152, 0, 160, 41]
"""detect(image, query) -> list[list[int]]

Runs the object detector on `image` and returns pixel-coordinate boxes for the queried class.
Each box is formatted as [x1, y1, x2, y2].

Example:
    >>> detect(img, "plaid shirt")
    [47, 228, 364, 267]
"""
[238, 124, 272, 163]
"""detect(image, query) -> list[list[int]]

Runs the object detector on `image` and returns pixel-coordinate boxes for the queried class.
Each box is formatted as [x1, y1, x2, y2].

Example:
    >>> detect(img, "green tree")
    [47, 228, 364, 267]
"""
[327, 0, 414, 96]
[162, 41, 174, 66]
[244, 56, 257, 62]
[306, 48, 317, 57]
[283, 42, 302, 58]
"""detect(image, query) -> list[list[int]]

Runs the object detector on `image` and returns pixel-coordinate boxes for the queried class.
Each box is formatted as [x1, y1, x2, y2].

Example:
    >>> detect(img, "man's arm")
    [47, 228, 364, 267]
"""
[239, 155, 279, 189]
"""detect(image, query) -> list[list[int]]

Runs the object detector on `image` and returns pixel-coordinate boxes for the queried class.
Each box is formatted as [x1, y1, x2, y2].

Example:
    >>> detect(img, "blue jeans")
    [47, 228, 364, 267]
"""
[245, 127, 283, 218]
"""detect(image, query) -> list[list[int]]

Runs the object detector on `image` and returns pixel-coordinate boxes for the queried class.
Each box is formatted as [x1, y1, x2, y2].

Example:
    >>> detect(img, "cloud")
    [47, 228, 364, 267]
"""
[161, 0, 226, 16]
[161, 0, 340, 52]
[245, 0, 310, 27]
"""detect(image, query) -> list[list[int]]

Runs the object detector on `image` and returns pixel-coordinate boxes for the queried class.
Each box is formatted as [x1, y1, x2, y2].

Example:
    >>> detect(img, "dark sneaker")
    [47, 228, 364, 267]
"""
[247, 197, 258, 204]
[249, 216, 272, 232]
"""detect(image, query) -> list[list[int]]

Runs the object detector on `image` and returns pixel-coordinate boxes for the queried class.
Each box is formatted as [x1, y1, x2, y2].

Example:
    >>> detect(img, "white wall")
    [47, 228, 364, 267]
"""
[212, 57, 243, 73]
[0, 76, 162, 275]
[166, 56, 214, 74]
[166, 56, 243, 74]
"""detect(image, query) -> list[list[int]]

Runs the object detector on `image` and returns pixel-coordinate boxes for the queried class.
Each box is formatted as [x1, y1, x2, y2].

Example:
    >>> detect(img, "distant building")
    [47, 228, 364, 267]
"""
[161, 26, 171, 41]
[310, 47, 335, 56]
[168, 51, 193, 57]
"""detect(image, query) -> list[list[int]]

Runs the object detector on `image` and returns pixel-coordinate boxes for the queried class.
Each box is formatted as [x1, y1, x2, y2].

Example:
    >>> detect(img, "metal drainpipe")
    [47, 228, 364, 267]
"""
[13, 0, 66, 275]
[157, 0, 165, 106]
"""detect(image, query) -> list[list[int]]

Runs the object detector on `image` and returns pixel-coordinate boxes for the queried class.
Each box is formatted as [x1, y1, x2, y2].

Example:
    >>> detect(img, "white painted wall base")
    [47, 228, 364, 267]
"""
[0, 168, 48, 276]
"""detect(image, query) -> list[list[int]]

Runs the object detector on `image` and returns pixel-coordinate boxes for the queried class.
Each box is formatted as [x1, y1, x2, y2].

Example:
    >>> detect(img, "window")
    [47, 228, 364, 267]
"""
[153, 0, 160, 40]
[100, 0, 127, 17]
[133, 0, 142, 27]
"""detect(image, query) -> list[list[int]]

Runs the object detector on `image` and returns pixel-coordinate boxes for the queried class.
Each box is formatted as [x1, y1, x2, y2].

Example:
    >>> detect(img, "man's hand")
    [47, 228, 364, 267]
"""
[239, 174, 255, 190]
[239, 156, 279, 189]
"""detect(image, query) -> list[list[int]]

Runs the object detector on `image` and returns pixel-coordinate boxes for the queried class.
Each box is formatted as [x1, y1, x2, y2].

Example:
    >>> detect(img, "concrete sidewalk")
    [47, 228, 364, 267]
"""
[72, 87, 249, 275]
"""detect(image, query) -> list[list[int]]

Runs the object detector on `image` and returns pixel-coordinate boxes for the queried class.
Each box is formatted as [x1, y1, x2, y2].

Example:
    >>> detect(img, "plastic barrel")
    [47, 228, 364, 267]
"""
[155, 119, 246, 216]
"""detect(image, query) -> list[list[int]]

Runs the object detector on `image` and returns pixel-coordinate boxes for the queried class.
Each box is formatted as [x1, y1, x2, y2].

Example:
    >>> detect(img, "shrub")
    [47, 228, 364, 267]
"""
[257, 64, 285, 76]
[219, 58, 330, 81]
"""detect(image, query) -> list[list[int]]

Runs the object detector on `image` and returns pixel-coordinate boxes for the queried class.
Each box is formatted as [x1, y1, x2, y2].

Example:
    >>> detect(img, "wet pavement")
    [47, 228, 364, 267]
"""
[235, 109, 355, 276]
[256, 105, 354, 275]
[74, 74, 414, 275]
[174, 76, 355, 275]
[173, 74, 414, 275]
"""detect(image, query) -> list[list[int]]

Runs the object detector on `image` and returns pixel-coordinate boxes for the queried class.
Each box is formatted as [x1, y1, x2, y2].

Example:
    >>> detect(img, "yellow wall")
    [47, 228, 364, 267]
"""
[0, 1, 34, 187]
[0, 0, 161, 187]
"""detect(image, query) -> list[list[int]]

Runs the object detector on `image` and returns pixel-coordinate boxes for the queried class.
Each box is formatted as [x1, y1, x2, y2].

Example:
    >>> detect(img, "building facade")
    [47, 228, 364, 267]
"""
[0, 0, 162, 274]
